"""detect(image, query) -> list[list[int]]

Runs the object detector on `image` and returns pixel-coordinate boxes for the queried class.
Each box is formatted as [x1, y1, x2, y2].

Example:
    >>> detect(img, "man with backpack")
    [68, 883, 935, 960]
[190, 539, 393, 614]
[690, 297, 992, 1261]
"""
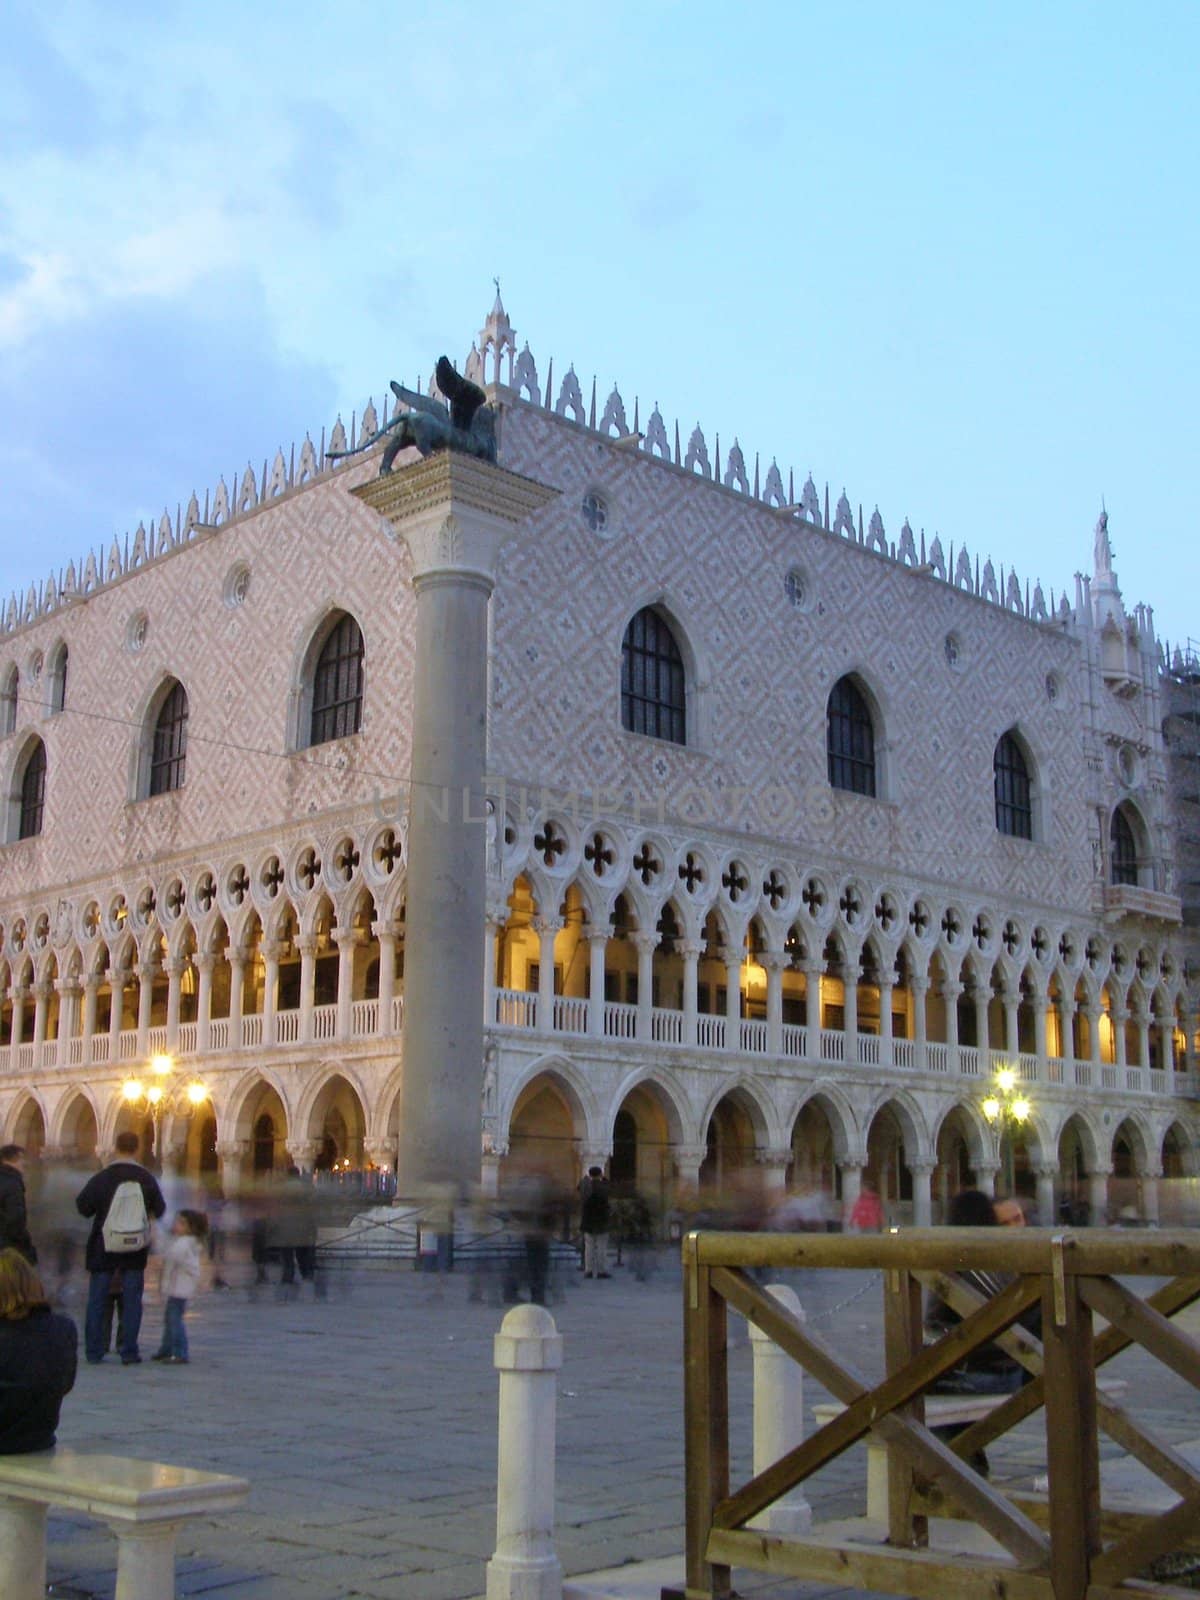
[76, 1132, 166, 1365]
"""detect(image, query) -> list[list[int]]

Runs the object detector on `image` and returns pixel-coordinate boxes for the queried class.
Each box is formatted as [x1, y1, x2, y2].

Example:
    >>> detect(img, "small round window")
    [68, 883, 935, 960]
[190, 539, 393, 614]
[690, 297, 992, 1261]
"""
[784, 568, 809, 610]
[581, 491, 609, 534]
[125, 611, 149, 654]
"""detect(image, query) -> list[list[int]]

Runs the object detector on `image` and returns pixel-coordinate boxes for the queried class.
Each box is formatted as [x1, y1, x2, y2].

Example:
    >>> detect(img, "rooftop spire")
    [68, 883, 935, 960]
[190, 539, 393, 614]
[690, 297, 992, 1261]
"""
[479, 282, 517, 386]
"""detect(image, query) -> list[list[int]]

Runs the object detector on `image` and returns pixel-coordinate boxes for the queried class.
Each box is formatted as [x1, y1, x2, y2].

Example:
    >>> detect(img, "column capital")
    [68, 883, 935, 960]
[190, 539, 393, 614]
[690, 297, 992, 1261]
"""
[531, 917, 562, 940]
[630, 931, 658, 956]
[940, 979, 964, 1001]
[1088, 1163, 1114, 1180]
[260, 940, 283, 963]
[82, 970, 103, 991]
[55, 975, 82, 996]
[194, 951, 216, 974]
[755, 1146, 791, 1170]
[34, 980, 53, 1001]
[584, 926, 609, 947]
[8, 983, 29, 1002]
[137, 961, 157, 982]
[163, 957, 187, 979]
[678, 939, 705, 961]
[228, 945, 249, 966]
[907, 1158, 938, 1177]
[760, 950, 789, 973]
[372, 920, 397, 943]
[335, 929, 363, 952]
[295, 936, 318, 958]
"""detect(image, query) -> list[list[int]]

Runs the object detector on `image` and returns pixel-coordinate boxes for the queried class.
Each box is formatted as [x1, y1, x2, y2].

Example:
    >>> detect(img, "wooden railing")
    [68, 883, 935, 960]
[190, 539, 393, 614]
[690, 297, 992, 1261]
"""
[674, 1228, 1200, 1600]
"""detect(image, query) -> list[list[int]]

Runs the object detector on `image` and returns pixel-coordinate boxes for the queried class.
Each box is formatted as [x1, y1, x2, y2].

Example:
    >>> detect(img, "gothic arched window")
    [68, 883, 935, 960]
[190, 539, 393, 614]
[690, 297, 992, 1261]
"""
[994, 731, 1032, 839]
[1110, 806, 1138, 886]
[1, 665, 18, 736]
[47, 643, 68, 715]
[621, 607, 685, 745]
[18, 739, 46, 839]
[310, 613, 365, 746]
[149, 680, 189, 796]
[826, 677, 876, 796]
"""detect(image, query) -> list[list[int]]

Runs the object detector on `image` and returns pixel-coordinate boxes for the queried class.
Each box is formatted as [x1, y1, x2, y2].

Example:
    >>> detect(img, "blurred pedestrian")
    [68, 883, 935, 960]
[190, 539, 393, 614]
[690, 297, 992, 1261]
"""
[153, 1209, 209, 1364]
[848, 1182, 883, 1233]
[0, 1144, 37, 1264]
[270, 1167, 319, 1299]
[580, 1166, 612, 1279]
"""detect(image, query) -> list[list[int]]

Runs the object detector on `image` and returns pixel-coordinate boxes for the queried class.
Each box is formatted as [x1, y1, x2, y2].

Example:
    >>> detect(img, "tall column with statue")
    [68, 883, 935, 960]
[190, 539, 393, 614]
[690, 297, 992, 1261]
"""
[347, 358, 555, 1192]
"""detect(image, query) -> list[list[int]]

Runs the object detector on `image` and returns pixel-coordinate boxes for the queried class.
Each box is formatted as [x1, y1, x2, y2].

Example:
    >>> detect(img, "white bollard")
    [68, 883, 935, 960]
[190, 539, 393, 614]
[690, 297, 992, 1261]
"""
[748, 1283, 812, 1533]
[487, 1303, 563, 1600]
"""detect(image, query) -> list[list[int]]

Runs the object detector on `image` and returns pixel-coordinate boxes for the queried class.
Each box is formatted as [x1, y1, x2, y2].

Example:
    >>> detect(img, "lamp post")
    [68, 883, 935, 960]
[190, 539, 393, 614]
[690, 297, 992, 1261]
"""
[981, 1065, 1032, 1198]
[121, 1053, 210, 1174]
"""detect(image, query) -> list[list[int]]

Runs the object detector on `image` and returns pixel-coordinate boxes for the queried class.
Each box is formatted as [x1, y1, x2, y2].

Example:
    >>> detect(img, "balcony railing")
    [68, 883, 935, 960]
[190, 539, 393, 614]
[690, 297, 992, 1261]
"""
[6, 984, 1197, 1101]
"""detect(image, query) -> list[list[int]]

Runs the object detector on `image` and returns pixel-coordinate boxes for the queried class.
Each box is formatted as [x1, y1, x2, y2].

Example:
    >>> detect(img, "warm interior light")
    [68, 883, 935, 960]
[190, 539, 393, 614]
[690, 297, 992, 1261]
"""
[982, 1096, 1001, 1122]
[1012, 1097, 1031, 1123]
[122, 1078, 144, 1102]
[146, 1084, 164, 1105]
[995, 1066, 1016, 1093]
[150, 1053, 173, 1077]
[186, 1081, 208, 1105]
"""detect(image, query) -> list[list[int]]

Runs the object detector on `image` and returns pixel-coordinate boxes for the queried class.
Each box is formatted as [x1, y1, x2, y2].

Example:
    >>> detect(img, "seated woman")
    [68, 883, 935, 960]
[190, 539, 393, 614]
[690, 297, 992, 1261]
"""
[0, 1247, 78, 1453]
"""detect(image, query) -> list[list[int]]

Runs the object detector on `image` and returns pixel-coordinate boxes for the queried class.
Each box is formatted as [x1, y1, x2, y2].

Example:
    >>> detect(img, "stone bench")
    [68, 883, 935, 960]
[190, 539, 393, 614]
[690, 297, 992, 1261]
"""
[814, 1379, 1127, 1521]
[0, 1447, 249, 1600]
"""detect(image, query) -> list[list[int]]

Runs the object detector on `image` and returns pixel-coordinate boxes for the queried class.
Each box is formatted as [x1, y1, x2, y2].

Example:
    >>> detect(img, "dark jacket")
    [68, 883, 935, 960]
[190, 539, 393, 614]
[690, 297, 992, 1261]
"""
[580, 1176, 611, 1235]
[0, 1306, 77, 1453]
[76, 1161, 166, 1272]
[0, 1162, 36, 1263]
[925, 1267, 1042, 1380]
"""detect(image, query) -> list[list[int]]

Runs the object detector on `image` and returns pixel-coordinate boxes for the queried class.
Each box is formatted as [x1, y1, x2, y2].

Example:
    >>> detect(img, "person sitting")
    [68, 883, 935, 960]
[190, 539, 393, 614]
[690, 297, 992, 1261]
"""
[0, 1247, 77, 1453]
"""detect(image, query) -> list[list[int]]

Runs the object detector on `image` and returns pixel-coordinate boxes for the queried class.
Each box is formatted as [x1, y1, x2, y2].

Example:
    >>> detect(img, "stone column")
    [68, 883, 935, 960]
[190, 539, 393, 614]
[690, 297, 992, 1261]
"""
[680, 939, 702, 1047]
[1134, 1004, 1150, 1072]
[297, 936, 317, 1044]
[1113, 1006, 1128, 1069]
[910, 976, 928, 1072]
[1087, 1166, 1112, 1225]
[1032, 983, 1048, 1066]
[287, 1139, 318, 1175]
[838, 1160, 863, 1227]
[135, 963, 154, 1056]
[32, 981, 50, 1049]
[481, 1140, 508, 1199]
[941, 979, 962, 1072]
[355, 454, 556, 1193]
[757, 1147, 791, 1203]
[1002, 982, 1020, 1059]
[228, 947, 246, 1049]
[763, 951, 786, 1058]
[973, 981, 990, 1063]
[749, 1284, 812, 1533]
[1058, 992, 1075, 1072]
[216, 1140, 249, 1198]
[975, 1164, 999, 1200]
[840, 950, 860, 1067]
[909, 1160, 935, 1227]
[586, 930, 607, 1038]
[1084, 1002, 1101, 1075]
[633, 931, 656, 1043]
[802, 958, 823, 1060]
[165, 959, 184, 1053]
[1035, 1164, 1058, 1227]
[375, 923, 397, 1022]
[108, 970, 126, 1060]
[1183, 1006, 1197, 1074]
[261, 942, 279, 1048]
[721, 947, 742, 1043]
[674, 1143, 708, 1195]
[336, 933, 356, 1040]
[486, 1304, 563, 1600]
[195, 953, 214, 1054]
[8, 984, 26, 1067]
[878, 973, 895, 1066]
[81, 974, 100, 1061]
[483, 913, 502, 1029]
[1140, 1163, 1162, 1225]
[533, 919, 560, 1033]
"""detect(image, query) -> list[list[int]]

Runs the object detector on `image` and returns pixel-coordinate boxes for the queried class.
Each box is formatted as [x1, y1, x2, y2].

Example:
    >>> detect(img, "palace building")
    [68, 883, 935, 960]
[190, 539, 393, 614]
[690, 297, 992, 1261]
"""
[1, 292, 1197, 1225]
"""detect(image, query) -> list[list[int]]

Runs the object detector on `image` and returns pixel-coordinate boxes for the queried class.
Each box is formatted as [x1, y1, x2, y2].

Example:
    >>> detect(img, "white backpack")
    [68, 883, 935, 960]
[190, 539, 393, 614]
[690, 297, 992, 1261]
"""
[102, 1179, 151, 1254]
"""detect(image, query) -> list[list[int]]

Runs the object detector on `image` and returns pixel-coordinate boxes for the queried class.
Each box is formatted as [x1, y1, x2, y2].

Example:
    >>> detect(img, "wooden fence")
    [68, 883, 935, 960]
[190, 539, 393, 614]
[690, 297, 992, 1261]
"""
[674, 1228, 1200, 1600]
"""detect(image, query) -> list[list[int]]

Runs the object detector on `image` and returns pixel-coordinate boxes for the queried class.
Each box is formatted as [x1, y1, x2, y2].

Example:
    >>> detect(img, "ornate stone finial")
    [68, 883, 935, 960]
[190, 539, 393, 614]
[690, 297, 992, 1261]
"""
[480, 284, 517, 385]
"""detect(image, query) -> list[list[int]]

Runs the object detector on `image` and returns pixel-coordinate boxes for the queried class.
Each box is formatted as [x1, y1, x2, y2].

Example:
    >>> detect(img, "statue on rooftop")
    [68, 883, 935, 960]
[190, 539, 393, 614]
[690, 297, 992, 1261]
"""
[329, 355, 497, 473]
[1094, 508, 1113, 576]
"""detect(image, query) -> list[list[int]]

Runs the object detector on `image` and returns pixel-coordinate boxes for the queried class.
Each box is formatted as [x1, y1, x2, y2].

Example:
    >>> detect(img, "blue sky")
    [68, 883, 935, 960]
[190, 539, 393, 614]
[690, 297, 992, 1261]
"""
[2, 2, 1197, 651]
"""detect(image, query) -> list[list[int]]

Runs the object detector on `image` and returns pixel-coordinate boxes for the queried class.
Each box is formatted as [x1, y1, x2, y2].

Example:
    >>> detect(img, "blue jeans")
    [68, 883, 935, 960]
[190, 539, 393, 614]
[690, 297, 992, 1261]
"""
[86, 1268, 144, 1362]
[158, 1297, 188, 1360]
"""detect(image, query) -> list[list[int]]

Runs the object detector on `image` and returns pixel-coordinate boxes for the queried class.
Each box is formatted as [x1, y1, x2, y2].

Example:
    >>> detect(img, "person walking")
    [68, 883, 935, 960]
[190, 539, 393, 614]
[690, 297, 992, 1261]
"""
[0, 1144, 37, 1264]
[0, 1248, 77, 1452]
[580, 1165, 612, 1279]
[75, 1131, 165, 1365]
[153, 1209, 208, 1364]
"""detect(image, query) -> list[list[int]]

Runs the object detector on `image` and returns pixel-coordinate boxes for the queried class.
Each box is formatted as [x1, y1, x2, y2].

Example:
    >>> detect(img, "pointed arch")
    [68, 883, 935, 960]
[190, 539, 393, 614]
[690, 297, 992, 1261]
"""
[4, 732, 46, 841]
[289, 607, 365, 750]
[826, 673, 882, 798]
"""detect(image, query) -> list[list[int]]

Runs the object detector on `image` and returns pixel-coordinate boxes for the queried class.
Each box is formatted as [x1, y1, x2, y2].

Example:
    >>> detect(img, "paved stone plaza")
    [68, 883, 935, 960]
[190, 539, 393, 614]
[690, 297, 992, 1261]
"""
[40, 1251, 1200, 1600]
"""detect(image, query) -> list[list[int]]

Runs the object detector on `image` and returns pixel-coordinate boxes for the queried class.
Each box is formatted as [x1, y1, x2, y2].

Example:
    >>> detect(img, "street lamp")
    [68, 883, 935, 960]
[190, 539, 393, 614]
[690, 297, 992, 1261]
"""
[121, 1054, 210, 1173]
[981, 1065, 1032, 1198]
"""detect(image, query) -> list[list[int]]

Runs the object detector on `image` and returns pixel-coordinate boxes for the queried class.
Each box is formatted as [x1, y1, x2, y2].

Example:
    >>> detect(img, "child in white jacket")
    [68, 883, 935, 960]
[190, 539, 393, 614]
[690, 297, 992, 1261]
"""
[152, 1210, 208, 1365]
